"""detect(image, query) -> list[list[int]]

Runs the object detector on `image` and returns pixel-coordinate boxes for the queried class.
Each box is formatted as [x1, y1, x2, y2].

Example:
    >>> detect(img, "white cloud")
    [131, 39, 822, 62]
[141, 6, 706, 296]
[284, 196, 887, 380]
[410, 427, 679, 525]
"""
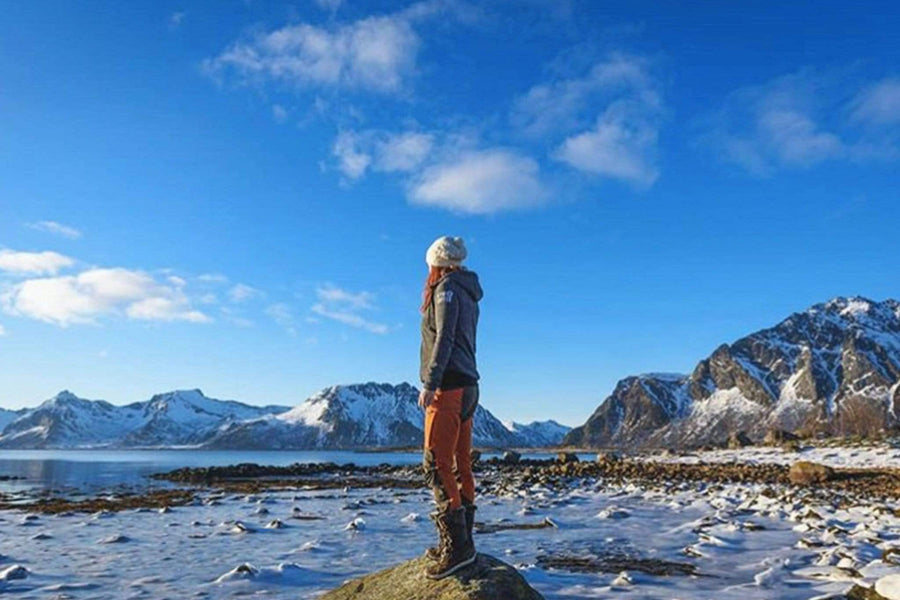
[169, 11, 185, 29]
[700, 71, 900, 174]
[27, 220, 83, 240]
[514, 54, 663, 187]
[333, 129, 434, 179]
[316, 284, 375, 310]
[228, 283, 262, 303]
[757, 109, 843, 166]
[1, 268, 210, 327]
[310, 285, 388, 334]
[700, 73, 840, 173]
[333, 131, 373, 179]
[512, 54, 659, 137]
[851, 77, 900, 125]
[554, 100, 659, 187]
[0, 323, 5, 336]
[0, 250, 75, 275]
[409, 149, 545, 214]
[375, 131, 433, 172]
[265, 302, 297, 335]
[311, 304, 389, 334]
[127, 297, 209, 323]
[204, 14, 419, 94]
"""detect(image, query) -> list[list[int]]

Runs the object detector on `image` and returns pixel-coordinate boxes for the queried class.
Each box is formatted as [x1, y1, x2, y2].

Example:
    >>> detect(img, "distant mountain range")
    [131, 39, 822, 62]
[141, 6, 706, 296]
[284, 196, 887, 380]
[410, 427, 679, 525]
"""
[0, 384, 570, 450]
[4, 295, 896, 452]
[565, 296, 900, 448]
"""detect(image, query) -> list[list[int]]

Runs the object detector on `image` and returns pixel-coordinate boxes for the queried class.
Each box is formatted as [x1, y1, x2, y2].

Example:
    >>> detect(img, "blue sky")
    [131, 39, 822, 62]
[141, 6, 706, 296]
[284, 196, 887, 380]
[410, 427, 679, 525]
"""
[1, 0, 899, 425]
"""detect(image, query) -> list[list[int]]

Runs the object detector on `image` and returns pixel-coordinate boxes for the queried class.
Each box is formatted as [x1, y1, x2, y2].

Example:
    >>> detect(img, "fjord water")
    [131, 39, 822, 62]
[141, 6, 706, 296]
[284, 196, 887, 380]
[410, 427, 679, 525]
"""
[0, 449, 581, 497]
[0, 450, 416, 496]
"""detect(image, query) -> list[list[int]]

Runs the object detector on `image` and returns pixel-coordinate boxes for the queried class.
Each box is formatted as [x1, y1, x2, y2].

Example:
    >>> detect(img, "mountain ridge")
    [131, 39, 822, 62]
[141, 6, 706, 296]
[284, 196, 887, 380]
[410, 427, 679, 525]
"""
[0, 383, 570, 449]
[565, 296, 900, 448]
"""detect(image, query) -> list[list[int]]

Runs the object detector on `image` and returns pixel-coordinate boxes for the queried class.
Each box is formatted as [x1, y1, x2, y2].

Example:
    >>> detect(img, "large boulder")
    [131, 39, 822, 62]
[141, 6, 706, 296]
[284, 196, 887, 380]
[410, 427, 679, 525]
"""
[320, 554, 544, 600]
[788, 461, 835, 485]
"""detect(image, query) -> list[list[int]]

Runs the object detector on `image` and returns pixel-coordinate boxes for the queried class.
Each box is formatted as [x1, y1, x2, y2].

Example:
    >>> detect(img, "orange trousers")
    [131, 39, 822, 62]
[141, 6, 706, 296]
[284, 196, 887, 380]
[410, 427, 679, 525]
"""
[423, 386, 477, 512]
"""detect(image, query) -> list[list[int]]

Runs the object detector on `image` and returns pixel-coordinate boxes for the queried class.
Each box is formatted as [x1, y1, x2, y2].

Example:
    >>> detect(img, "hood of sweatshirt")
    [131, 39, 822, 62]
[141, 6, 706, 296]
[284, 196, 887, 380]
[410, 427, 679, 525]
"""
[445, 269, 483, 302]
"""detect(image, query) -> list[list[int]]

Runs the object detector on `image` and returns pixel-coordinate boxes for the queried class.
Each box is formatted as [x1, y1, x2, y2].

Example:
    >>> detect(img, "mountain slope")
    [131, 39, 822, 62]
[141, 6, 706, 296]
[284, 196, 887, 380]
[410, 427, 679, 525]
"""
[121, 389, 289, 446]
[0, 407, 27, 432]
[565, 297, 900, 448]
[205, 382, 523, 450]
[0, 390, 289, 449]
[504, 420, 572, 446]
[0, 391, 145, 448]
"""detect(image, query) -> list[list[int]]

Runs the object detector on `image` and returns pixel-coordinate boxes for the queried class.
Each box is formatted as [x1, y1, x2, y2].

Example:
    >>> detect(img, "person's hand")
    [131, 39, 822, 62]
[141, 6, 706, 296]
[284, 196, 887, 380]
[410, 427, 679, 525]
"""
[418, 389, 436, 409]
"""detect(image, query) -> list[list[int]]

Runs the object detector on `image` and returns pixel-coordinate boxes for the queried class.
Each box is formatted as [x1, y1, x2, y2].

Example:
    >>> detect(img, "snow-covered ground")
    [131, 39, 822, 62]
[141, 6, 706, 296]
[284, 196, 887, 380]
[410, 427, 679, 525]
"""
[4, 469, 900, 598]
[643, 442, 900, 469]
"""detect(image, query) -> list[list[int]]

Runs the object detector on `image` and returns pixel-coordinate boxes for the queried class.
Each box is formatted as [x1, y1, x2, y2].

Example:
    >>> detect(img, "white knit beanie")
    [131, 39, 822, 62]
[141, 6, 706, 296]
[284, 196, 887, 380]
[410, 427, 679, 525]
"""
[425, 236, 467, 267]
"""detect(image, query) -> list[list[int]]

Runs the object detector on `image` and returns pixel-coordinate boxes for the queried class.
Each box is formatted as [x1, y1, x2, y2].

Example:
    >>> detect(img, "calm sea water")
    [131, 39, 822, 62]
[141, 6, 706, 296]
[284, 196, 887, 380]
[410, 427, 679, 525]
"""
[0, 449, 578, 497]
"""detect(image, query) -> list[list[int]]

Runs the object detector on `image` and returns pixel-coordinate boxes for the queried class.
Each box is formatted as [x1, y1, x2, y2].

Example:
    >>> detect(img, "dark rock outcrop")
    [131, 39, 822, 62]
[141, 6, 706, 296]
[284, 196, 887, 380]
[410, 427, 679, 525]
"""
[763, 428, 798, 445]
[502, 451, 521, 464]
[319, 554, 544, 600]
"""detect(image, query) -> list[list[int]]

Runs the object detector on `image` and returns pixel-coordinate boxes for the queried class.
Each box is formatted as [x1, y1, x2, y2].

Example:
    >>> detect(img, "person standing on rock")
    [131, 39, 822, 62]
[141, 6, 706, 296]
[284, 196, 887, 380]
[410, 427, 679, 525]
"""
[418, 235, 483, 579]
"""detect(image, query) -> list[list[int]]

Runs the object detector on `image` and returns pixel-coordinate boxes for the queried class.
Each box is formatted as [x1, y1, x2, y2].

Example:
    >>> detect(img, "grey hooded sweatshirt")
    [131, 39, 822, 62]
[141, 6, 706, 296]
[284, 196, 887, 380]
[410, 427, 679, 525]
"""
[420, 269, 483, 392]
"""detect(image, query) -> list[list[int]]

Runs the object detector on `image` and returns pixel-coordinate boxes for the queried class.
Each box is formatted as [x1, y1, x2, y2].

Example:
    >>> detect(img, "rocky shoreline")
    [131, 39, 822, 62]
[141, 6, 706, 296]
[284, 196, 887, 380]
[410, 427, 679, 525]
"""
[7, 452, 900, 515]
[0, 489, 196, 514]
[156, 453, 900, 502]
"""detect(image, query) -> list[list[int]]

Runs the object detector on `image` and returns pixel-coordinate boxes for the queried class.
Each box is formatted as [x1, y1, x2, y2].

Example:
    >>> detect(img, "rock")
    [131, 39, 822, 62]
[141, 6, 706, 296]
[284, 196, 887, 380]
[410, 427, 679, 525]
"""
[596, 451, 622, 463]
[763, 428, 798, 446]
[470, 450, 481, 464]
[0, 564, 29, 581]
[788, 461, 835, 485]
[320, 554, 544, 600]
[848, 583, 891, 599]
[727, 431, 752, 449]
[502, 451, 521, 464]
[781, 440, 803, 453]
[98, 534, 130, 544]
[556, 452, 579, 464]
[876, 574, 900, 600]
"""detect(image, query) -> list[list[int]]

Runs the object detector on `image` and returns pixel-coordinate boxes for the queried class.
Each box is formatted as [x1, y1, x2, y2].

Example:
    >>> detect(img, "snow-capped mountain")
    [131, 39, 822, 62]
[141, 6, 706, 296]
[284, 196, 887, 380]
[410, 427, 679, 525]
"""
[0, 384, 558, 450]
[0, 390, 289, 449]
[121, 389, 289, 447]
[204, 382, 522, 450]
[565, 297, 900, 448]
[0, 407, 27, 432]
[503, 420, 572, 447]
[0, 391, 145, 448]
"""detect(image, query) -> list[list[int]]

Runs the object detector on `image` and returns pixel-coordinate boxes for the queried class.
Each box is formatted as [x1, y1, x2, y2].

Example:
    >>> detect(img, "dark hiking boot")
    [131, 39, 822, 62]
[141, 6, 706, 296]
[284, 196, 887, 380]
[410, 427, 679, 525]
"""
[462, 503, 477, 558]
[425, 507, 476, 580]
[425, 511, 449, 561]
[427, 504, 477, 561]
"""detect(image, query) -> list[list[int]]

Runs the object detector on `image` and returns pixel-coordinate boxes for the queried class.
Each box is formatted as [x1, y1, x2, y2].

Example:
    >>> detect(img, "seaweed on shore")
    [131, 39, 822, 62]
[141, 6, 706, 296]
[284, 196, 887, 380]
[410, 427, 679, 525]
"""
[0, 489, 197, 515]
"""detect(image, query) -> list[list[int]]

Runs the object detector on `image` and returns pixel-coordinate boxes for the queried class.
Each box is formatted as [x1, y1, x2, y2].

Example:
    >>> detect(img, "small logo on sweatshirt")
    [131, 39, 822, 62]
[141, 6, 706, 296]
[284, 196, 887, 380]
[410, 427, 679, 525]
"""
[438, 290, 454, 303]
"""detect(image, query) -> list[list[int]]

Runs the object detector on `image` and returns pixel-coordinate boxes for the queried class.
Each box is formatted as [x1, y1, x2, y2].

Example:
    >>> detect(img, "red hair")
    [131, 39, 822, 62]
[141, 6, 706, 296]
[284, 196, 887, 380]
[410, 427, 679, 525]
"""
[421, 265, 460, 313]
